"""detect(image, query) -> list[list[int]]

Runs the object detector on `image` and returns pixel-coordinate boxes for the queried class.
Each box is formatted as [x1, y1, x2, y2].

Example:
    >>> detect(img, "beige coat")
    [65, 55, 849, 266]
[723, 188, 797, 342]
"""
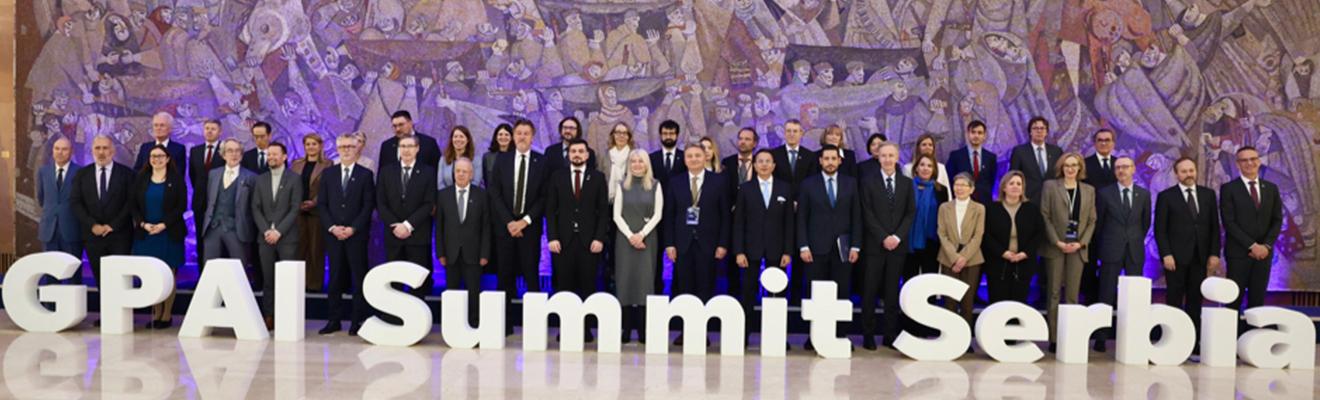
[937, 200, 985, 266]
[1038, 179, 1097, 261]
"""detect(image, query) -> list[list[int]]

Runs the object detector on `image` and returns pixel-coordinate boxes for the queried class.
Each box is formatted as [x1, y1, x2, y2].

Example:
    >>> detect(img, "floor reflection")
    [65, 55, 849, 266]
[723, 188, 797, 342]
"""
[0, 318, 1314, 399]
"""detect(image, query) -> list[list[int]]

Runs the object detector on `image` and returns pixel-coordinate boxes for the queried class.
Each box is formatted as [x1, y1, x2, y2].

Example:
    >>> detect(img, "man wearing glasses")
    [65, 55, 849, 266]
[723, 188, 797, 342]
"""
[1081, 129, 1119, 304]
[379, 110, 442, 170]
[318, 134, 377, 336]
[1219, 146, 1282, 314]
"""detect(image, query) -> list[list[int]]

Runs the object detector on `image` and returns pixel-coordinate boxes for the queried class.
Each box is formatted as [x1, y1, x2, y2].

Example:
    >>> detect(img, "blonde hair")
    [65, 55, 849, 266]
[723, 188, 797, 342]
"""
[999, 170, 1029, 203]
[621, 149, 655, 191]
[700, 136, 723, 173]
[1054, 152, 1087, 180]
[822, 124, 848, 149]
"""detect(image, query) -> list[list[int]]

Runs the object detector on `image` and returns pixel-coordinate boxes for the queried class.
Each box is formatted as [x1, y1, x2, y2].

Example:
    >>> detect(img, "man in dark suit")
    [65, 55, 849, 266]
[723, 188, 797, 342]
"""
[1008, 117, 1063, 202]
[858, 142, 915, 350]
[436, 158, 491, 327]
[722, 127, 759, 297]
[38, 138, 83, 282]
[772, 119, 819, 304]
[733, 150, 793, 331]
[70, 135, 135, 289]
[317, 134, 377, 336]
[251, 143, 303, 329]
[648, 119, 684, 293]
[546, 139, 611, 340]
[376, 135, 438, 296]
[1080, 128, 1119, 303]
[796, 144, 862, 349]
[664, 145, 732, 345]
[242, 121, 279, 174]
[201, 140, 257, 270]
[189, 120, 225, 262]
[945, 120, 998, 204]
[379, 110, 442, 170]
[1154, 156, 1220, 343]
[1219, 146, 1283, 312]
[1092, 156, 1150, 352]
[544, 117, 598, 173]
[489, 119, 550, 329]
[133, 112, 188, 171]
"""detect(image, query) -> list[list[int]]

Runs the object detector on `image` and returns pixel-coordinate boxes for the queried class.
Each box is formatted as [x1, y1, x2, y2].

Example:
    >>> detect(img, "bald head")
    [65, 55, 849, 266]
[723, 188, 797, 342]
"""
[51, 137, 72, 165]
[454, 157, 474, 187]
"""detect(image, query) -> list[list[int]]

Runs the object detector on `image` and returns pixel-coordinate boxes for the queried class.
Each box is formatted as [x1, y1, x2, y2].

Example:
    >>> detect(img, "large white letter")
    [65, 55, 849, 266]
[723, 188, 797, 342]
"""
[275, 260, 307, 342]
[895, 274, 971, 361]
[1115, 276, 1194, 365]
[359, 261, 433, 346]
[2, 252, 87, 332]
[801, 281, 852, 359]
[179, 259, 269, 340]
[645, 294, 745, 355]
[1199, 277, 1240, 367]
[760, 268, 790, 357]
[975, 301, 1048, 363]
[1238, 306, 1316, 370]
[1056, 303, 1113, 364]
[440, 290, 506, 349]
[179, 338, 268, 398]
[100, 256, 174, 335]
[522, 292, 621, 353]
[2, 333, 87, 399]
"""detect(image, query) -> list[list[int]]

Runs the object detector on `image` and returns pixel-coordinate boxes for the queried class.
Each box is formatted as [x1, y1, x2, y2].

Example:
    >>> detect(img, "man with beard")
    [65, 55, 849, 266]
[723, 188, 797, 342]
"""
[1154, 157, 1220, 351]
[649, 120, 685, 293]
[796, 144, 862, 349]
[722, 128, 759, 188]
[379, 110, 442, 170]
[546, 139, 611, 337]
[489, 120, 551, 334]
[546, 117, 598, 173]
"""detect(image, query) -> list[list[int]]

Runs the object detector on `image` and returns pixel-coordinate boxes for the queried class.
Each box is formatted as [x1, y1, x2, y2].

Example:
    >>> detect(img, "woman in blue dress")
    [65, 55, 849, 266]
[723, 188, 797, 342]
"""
[131, 145, 187, 329]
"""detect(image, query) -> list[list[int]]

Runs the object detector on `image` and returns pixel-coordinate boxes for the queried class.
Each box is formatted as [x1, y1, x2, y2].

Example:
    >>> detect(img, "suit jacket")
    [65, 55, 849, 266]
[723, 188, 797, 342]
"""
[38, 162, 83, 243]
[937, 200, 986, 266]
[189, 142, 224, 215]
[860, 172, 916, 252]
[242, 147, 283, 174]
[202, 167, 258, 241]
[544, 141, 599, 173]
[1219, 178, 1283, 259]
[721, 154, 757, 192]
[1154, 185, 1220, 264]
[317, 164, 377, 239]
[252, 169, 304, 245]
[662, 171, 732, 254]
[379, 133, 442, 170]
[771, 145, 819, 201]
[732, 178, 794, 261]
[130, 170, 189, 241]
[69, 163, 135, 243]
[796, 174, 863, 258]
[1083, 154, 1118, 190]
[376, 163, 437, 246]
[1008, 142, 1063, 201]
[1095, 184, 1151, 266]
[837, 149, 858, 177]
[946, 146, 998, 204]
[648, 147, 685, 184]
[1039, 180, 1098, 261]
[982, 201, 1044, 268]
[292, 157, 331, 206]
[489, 151, 549, 230]
[546, 167, 612, 246]
[133, 141, 187, 172]
[436, 185, 491, 264]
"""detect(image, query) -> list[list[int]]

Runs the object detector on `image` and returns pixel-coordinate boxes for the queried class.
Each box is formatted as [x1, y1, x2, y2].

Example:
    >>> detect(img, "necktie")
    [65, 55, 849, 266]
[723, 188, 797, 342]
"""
[402, 166, 412, 199]
[205, 145, 214, 169]
[972, 150, 980, 179]
[827, 177, 836, 207]
[1186, 188, 1199, 217]
[1249, 181, 1260, 208]
[514, 155, 528, 215]
[573, 169, 582, 200]
[789, 149, 798, 171]
[665, 152, 673, 172]
[886, 177, 894, 200]
[99, 167, 108, 201]
[56, 167, 64, 191]
[1036, 146, 1047, 175]
[224, 169, 235, 189]
[690, 175, 700, 204]
[1122, 187, 1131, 210]
[761, 181, 771, 208]
[258, 151, 266, 170]
[341, 167, 350, 192]
[740, 159, 751, 183]
[1102, 157, 1110, 171]
[458, 188, 468, 223]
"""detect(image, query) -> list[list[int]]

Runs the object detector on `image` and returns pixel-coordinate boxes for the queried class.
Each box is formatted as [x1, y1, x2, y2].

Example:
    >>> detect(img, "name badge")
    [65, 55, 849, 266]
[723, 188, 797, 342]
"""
[686, 206, 701, 226]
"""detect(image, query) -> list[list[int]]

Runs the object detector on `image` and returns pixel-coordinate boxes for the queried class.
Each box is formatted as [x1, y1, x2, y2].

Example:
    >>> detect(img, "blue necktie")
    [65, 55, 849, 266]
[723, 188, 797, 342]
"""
[761, 181, 771, 208]
[827, 177, 836, 207]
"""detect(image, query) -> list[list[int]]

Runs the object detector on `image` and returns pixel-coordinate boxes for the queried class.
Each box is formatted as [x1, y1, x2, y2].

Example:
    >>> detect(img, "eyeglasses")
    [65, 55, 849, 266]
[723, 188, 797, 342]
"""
[1236, 156, 1260, 163]
[149, 154, 168, 159]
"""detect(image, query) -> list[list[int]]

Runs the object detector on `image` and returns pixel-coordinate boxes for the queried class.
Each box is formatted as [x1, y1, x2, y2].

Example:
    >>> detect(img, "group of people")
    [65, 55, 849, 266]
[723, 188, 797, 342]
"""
[36, 109, 1282, 355]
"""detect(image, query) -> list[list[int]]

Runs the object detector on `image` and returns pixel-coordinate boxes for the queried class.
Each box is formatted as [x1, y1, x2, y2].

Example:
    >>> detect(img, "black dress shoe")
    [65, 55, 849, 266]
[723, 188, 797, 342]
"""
[863, 337, 877, 351]
[318, 322, 342, 335]
[90, 319, 100, 327]
[1092, 339, 1106, 353]
[584, 332, 595, 343]
[153, 319, 173, 329]
[348, 323, 361, 336]
[673, 334, 684, 346]
[143, 321, 156, 330]
[1048, 343, 1057, 353]
[622, 333, 632, 344]
[804, 340, 814, 351]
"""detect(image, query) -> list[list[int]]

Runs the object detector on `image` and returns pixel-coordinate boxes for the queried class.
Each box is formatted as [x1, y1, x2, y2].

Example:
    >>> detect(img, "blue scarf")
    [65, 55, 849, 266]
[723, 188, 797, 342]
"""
[909, 177, 939, 251]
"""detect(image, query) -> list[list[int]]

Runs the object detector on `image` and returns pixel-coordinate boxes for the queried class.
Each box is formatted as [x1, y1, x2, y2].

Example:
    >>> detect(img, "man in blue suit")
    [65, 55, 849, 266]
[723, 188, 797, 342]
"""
[201, 139, 258, 271]
[38, 138, 83, 282]
[664, 145, 731, 346]
[945, 120, 997, 204]
[318, 134, 377, 336]
[133, 112, 188, 172]
[796, 144, 862, 349]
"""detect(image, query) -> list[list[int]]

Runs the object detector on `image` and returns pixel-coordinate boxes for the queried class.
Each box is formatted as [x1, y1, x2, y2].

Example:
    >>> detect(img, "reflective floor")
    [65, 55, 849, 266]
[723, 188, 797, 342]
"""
[0, 314, 1314, 399]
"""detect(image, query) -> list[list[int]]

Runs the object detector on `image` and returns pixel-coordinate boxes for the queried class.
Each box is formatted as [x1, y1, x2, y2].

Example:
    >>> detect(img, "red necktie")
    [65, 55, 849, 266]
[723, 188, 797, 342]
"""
[1249, 181, 1260, 208]
[574, 170, 582, 200]
[204, 145, 214, 169]
[972, 150, 980, 179]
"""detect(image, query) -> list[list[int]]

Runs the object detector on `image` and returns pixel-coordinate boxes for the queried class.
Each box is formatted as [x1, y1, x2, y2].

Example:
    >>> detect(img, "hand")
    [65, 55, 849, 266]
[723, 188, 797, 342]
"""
[1003, 251, 1016, 261]
[91, 224, 107, 236]
[645, 29, 660, 44]
[848, 249, 860, 264]
[1015, 252, 1028, 263]
[391, 224, 411, 239]
[480, 258, 489, 266]
[800, 249, 814, 264]
[1162, 255, 1176, 271]
[340, 227, 355, 239]
[736, 254, 749, 268]
[548, 240, 562, 254]
[666, 247, 678, 262]
[1068, 243, 1083, 253]
[629, 234, 645, 248]
[300, 200, 316, 211]
[1249, 244, 1270, 260]
[715, 247, 727, 260]
[953, 256, 967, 270]
[1207, 256, 1221, 275]
[506, 221, 522, 236]
[439, 257, 447, 265]
[884, 236, 901, 251]
[779, 255, 791, 268]
[265, 230, 281, 245]
[590, 240, 604, 254]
